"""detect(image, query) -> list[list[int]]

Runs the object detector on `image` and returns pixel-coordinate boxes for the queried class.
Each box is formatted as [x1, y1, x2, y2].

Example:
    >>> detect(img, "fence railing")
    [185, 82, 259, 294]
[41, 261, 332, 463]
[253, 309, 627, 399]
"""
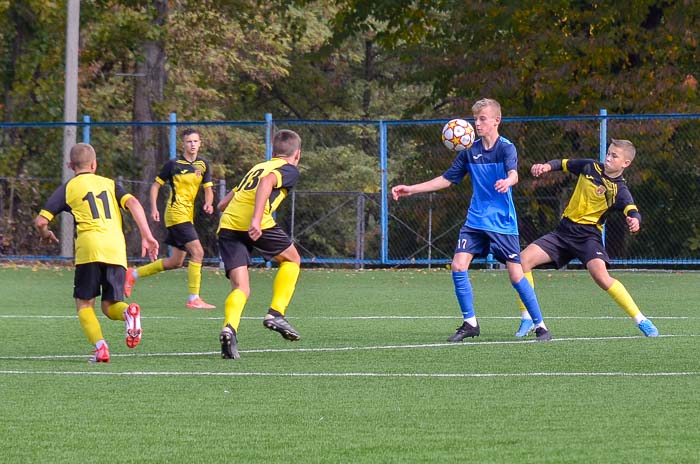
[1, 112, 699, 267]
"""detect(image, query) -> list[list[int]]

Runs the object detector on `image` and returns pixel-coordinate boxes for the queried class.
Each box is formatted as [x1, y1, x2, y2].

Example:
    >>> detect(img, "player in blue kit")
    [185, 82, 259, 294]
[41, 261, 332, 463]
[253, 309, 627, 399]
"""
[392, 98, 551, 341]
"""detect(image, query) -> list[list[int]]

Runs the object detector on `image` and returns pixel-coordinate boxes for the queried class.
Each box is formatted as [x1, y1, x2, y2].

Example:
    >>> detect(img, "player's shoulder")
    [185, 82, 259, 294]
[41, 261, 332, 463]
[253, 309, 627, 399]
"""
[497, 135, 514, 146]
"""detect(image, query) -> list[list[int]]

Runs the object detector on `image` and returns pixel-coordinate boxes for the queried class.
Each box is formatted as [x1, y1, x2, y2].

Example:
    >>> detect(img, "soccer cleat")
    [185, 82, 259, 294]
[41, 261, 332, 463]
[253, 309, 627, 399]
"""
[263, 316, 301, 341]
[534, 326, 552, 342]
[89, 343, 110, 363]
[638, 319, 659, 337]
[124, 268, 136, 298]
[515, 319, 535, 338]
[186, 297, 216, 310]
[124, 303, 142, 348]
[219, 324, 240, 359]
[447, 321, 480, 342]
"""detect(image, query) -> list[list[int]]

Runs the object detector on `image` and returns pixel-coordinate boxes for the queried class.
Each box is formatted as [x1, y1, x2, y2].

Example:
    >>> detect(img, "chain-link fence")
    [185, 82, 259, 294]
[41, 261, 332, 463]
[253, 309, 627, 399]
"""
[2, 114, 699, 267]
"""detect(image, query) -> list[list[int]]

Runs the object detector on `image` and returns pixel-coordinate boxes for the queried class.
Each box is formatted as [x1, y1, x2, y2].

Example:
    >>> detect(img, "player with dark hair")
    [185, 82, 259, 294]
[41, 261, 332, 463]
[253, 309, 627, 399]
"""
[125, 128, 217, 309]
[514, 139, 659, 337]
[34, 143, 159, 362]
[216, 129, 303, 359]
[392, 99, 551, 341]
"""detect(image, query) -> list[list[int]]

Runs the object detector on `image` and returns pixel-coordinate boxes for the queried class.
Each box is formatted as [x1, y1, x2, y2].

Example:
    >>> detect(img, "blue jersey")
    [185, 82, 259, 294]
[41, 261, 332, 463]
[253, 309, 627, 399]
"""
[442, 136, 519, 235]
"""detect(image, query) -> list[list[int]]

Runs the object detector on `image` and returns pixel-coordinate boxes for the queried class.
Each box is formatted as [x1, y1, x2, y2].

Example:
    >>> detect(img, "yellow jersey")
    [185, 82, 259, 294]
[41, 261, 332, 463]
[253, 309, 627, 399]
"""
[218, 158, 299, 232]
[156, 156, 213, 226]
[39, 173, 133, 267]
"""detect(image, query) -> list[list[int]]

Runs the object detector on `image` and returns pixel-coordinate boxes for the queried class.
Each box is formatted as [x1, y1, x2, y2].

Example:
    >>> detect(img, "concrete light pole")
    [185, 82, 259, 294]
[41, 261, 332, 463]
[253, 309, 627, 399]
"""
[61, 0, 80, 257]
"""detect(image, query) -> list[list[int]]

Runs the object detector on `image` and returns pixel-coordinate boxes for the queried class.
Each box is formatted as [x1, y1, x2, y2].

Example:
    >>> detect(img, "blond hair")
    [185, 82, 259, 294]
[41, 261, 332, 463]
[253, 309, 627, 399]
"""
[70, 143, 96, 169]
[610, 138, 636, 161]
[472, 98, 502, 118]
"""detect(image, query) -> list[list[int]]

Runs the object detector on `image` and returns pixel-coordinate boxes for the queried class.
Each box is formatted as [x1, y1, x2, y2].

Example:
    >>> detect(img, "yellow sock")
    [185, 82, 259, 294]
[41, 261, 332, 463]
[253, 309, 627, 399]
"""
[136, 259, 165, 278]
[517, 271, 535, 315]
[188, 261, 202, 295]
[224, 289, 248, 331]
[106, 302, 128, 321]
[78, 307, 104, 345]
[607, 279, 642, 318]
[270, 261, 300, 316]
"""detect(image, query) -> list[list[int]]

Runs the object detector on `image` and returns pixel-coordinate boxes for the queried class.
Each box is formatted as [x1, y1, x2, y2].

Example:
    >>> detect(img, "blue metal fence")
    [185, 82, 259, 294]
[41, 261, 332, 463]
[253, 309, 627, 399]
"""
[1, 112, 699, 267]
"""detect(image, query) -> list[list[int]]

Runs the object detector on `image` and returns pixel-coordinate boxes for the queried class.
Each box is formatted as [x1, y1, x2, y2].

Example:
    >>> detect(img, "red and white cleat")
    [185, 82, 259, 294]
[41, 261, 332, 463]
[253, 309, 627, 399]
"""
[124, 303, 142, 348]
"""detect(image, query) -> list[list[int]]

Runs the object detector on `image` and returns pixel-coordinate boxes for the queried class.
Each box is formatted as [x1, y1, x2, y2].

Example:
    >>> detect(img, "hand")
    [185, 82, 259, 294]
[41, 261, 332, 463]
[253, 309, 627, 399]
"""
[248, 218, 263, 241]
[151, 210, 160, 222]
[391, 185, 411, 201]
[531, 163, 551, 177]
[494, 178, 510, 193]
[626, 216, 640, 234]
[39, 230, 59, 244]
[141, 236, 160, 261]
[203, 203, 214, 215]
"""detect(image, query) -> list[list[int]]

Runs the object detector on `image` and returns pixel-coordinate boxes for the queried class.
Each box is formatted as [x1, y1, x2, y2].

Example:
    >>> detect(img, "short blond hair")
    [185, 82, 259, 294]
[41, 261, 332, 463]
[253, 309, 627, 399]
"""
[472, 98, 501, 118]
[70, 143, 96, 168]
[610, 138, 636, 161]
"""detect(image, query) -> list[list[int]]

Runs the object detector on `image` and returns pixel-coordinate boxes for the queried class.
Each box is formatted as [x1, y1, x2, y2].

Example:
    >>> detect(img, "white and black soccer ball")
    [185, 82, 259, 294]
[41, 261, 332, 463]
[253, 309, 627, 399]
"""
[441, 118, 475, 152]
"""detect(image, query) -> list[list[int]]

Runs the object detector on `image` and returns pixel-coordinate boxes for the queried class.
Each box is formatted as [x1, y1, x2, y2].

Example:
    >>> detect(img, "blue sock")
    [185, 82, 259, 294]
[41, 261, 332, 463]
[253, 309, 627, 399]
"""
[512, 278, 543, 324]
[452, 271, 474, 320]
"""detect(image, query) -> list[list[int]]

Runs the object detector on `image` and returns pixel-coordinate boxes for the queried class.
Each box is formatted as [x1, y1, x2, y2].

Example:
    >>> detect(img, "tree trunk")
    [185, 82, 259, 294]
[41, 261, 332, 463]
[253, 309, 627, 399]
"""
[130, 0, 168, 253]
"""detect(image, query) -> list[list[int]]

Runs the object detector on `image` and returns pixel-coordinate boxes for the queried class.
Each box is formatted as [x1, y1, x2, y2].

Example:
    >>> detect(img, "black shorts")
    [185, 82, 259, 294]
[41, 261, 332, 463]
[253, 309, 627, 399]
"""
[218, 226, 294, 276]
[74, 262, 126, 301]
[533, 218, 609, 269]
[165, 222, 200, 250]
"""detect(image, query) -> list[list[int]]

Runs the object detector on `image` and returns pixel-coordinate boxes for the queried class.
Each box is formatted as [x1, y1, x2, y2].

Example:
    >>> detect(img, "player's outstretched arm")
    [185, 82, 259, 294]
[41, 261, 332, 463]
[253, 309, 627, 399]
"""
[125, 197, 159, 261]
[392, 176, 451, 200]
[531, 163, 553, 177]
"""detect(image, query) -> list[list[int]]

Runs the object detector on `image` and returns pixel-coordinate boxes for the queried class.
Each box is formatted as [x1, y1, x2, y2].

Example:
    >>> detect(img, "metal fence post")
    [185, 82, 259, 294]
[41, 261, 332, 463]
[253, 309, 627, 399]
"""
[265, 113, 273, 160]
[169, 113, 177, 159]
[600, 108, 607, 246]
[82, 115, 90, 143]
[379, 121, 388, 264]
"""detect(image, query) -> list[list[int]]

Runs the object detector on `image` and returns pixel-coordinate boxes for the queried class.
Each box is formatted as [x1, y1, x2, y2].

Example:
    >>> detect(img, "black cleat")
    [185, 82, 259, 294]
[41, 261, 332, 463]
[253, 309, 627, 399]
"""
[447, 321, 480, 342]
[219, 324, 240, 359]
[534, 326, 552, 342]
[263, 316, 301, 341]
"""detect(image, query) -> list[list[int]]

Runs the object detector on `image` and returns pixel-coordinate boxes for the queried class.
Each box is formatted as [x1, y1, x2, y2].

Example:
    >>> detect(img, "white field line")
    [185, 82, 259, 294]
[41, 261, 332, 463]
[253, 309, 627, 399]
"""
[0, 314, 695, 320]
[0, 334, 695, 362]
[0, 370, 698, 379]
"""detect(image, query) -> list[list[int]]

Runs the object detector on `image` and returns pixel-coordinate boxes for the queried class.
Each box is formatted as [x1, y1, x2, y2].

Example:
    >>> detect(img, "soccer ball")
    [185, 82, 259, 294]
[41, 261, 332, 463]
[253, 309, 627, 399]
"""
[441, 119, 475, 152]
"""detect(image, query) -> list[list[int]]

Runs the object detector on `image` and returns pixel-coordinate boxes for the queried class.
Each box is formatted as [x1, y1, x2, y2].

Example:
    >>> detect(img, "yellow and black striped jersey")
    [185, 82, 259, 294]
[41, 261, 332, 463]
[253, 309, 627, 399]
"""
[39, 173, 133, 267]
[549, 158, 641, 230]
[156, 156, 213, 227]
[218, 158, 299, 232]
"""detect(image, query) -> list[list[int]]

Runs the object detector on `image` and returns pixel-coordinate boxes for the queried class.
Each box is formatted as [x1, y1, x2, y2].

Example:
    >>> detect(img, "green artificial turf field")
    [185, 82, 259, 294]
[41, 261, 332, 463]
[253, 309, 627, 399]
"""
[1, 265, 698, 463]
